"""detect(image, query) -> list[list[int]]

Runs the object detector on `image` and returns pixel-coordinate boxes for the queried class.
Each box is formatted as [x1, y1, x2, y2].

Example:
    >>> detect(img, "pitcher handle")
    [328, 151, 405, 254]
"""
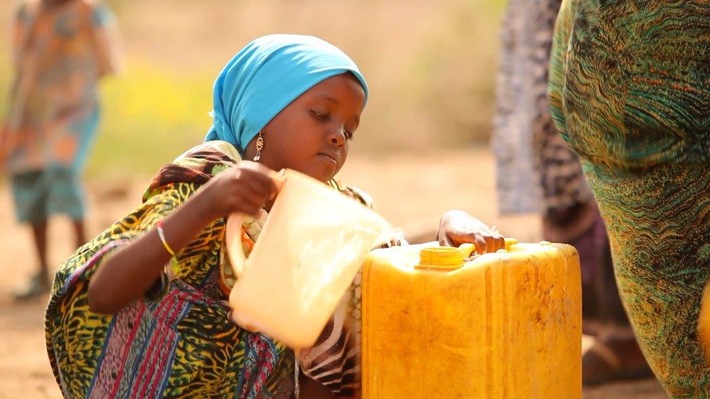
[225, 168, 287, 279]
[224, 214, 248, 278]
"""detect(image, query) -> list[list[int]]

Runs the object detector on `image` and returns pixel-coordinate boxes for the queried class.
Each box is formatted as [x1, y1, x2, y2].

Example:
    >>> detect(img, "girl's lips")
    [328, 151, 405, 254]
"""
[317, 153, 338, 164]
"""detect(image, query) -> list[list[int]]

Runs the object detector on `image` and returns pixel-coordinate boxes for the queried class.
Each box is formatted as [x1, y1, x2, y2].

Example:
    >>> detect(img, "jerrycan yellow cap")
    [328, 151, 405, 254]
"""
[415, 243, 476, 271]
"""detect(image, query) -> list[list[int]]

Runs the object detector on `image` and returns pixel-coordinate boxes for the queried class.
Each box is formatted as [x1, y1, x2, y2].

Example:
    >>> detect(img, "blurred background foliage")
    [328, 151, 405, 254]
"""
[0, 0, 505, 178]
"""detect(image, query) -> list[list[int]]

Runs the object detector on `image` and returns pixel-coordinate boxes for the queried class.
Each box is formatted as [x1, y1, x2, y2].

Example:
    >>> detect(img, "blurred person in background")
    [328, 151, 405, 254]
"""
[548, 0, 710, 396]
[491, 0, 650, 385]
[0, 0, 121, 300]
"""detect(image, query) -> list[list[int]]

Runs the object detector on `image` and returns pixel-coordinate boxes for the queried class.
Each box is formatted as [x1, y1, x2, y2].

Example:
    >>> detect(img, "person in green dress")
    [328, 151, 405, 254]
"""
[549, 1, 710, 397]
[493, 0, 650, 385]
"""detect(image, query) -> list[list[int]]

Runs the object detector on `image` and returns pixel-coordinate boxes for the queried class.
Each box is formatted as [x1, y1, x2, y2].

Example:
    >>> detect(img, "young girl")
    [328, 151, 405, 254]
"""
[1, 0, 121, 299]
[45, 34, 503, 398]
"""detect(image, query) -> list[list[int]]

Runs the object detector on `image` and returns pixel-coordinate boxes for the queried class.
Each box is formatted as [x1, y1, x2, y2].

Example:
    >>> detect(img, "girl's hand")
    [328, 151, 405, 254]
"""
[197, 161, 281, 220]
[436, 210, 505, 254]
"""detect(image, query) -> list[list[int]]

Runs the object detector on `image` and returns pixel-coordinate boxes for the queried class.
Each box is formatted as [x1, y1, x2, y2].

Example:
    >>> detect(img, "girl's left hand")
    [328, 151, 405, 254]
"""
[436, 210, 505, 254]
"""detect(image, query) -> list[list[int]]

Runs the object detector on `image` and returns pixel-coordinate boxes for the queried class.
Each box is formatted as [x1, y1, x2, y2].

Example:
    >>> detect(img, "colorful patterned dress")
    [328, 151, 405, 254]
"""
[548, 1, 710, 396]
[4, 0, 118, 174]
[45, 141, 366, 398]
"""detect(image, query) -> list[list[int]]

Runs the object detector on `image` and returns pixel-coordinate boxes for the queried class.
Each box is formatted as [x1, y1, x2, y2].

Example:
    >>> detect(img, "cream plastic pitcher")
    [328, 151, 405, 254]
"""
[224, 168, 393, 349]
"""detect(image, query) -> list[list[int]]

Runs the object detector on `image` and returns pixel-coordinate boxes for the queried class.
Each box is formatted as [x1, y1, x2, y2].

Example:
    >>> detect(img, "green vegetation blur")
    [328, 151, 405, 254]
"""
[0, 0, 505, 178]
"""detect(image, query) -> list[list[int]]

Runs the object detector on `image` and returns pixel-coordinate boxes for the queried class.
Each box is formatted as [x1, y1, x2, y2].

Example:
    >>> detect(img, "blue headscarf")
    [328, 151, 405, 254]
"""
[204, 34, 369, 153]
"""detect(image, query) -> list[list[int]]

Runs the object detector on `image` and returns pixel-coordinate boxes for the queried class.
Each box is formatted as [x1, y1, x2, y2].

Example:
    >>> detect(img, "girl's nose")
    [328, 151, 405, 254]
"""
[329, 127, 346, 146]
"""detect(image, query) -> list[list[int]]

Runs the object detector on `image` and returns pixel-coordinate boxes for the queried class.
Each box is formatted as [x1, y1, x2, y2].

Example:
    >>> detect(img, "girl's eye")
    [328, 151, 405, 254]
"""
[311, 110, 354, 140]
[311, 110, 328, 120]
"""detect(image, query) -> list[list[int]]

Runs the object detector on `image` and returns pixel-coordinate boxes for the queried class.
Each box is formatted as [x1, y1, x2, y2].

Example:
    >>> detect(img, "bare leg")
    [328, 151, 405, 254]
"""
[31, 219, 50, 284]
[14, 219, 51, 300]
[71, 218, 87, 249]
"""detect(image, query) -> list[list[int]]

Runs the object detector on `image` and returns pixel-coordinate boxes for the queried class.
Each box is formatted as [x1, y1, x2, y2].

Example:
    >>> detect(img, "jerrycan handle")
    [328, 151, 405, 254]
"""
[415, 243, 476, 271]
[224, 168, 286, 279]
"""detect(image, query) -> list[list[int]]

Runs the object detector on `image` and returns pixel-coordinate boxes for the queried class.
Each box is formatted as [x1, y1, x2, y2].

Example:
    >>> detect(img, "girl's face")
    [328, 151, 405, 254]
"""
[246, 73, 366, 182]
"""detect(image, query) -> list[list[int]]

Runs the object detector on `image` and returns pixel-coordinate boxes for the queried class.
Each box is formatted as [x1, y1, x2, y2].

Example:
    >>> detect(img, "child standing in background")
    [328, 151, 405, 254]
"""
[44, 34, 504, 398]
[1, 0, 121, 299]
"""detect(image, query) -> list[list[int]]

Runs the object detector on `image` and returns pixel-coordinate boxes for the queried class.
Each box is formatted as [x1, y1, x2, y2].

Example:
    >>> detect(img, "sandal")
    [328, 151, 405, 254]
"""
[14, 273, 51, 301]
[583, 333, 654, 386]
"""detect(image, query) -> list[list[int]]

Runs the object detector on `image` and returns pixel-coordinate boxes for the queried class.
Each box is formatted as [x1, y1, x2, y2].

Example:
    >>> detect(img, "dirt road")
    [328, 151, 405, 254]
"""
[0, 147, 667, 398]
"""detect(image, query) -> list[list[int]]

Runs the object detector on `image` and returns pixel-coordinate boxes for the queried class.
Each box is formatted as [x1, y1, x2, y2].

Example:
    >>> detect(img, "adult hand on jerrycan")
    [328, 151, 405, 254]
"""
[223, 168, 393, 348]
[436, 210, 506, 254]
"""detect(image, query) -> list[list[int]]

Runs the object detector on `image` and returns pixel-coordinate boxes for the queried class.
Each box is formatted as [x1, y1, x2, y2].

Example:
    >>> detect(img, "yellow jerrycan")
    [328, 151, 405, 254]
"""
[361, 240, 582, 398]
[224, 168, 394, 349]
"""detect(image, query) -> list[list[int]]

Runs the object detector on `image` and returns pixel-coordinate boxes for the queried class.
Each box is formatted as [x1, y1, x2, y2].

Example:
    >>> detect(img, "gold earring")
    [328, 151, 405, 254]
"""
[253, 131, 264, 162]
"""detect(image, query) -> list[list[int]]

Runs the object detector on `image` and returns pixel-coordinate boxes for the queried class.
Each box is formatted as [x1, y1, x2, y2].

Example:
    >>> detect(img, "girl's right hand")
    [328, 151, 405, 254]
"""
[436, 210, 505, 254]
[197, 161, 282, 220]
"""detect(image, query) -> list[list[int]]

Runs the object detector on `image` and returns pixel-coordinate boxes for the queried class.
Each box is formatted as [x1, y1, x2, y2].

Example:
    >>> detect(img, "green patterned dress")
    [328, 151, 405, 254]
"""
[548, 1, 710, 397]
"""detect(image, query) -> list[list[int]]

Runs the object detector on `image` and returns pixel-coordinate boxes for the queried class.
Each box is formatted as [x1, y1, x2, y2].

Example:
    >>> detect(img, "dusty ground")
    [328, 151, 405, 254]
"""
[0, 147, 668, 398]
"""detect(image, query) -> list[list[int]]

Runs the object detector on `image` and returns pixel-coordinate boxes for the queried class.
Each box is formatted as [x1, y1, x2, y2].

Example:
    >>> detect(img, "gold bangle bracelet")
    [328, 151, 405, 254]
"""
[156, 219, 177, 258]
